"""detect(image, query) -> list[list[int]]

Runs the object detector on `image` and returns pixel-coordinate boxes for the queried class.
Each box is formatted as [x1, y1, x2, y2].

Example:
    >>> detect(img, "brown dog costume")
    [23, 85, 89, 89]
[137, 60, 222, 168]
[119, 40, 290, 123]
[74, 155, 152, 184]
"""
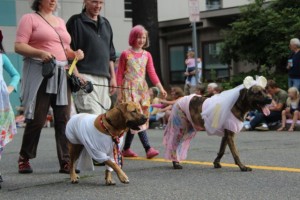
[66, 102, 147, 185]
[164, 77, 271, 171]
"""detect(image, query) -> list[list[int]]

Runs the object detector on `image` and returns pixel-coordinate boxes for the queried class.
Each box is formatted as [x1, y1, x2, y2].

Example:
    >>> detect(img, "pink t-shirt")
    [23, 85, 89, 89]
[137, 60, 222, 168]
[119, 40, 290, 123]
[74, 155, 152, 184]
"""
[117, 50, 160, 86]
[15, 13, 71, 61]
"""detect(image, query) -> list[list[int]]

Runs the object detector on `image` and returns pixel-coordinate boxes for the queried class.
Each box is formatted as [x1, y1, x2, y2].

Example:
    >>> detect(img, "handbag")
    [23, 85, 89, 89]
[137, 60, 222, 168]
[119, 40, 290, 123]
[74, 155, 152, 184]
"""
[36, 12, 91, 93]
[42, 57, 56, 79]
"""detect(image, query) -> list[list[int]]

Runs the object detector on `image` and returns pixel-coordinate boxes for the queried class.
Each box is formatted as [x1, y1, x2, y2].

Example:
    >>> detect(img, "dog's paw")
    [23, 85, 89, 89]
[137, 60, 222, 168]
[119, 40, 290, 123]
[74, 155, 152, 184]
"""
[213, 162, 222, 169]
[105, 179, 116, 186]
[117, 172, 129, 184]
[240, 166, 252, 172]
[70, 174, 80, 184]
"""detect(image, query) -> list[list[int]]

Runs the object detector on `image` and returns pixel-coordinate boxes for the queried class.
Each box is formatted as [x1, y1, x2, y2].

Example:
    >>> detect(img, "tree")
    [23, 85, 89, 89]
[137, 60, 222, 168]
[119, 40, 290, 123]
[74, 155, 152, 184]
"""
[220, 0, 300, 72]
[131, 0, 162, 80]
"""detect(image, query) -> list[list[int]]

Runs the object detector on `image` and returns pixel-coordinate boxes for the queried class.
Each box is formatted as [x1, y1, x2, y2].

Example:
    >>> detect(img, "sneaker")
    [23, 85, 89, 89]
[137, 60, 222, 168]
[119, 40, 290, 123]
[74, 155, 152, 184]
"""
[146, 147, 159, 159]
[18, 157, 33, 174]
[244, 124, 251, 131]
[59, 163, 80, 174]
[255, 123, 269, 131]
[122, 148, 138, 157]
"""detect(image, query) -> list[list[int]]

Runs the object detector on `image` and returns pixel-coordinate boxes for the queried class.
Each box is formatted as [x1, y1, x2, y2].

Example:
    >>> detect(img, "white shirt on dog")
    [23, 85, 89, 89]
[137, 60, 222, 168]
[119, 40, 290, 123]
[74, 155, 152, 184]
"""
[66, 113, 123, 171]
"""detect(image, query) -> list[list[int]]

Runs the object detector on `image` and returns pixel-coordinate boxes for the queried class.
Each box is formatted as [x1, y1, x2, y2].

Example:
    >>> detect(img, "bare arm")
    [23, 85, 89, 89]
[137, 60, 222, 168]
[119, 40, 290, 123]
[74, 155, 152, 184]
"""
[15, 42, 53, 62]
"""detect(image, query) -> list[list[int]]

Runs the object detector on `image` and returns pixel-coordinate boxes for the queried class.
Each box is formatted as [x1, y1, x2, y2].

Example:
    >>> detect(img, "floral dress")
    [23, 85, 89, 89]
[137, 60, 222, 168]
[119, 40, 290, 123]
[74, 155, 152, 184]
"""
[0, 54, 18, 159]
[120, 50, 151, 131]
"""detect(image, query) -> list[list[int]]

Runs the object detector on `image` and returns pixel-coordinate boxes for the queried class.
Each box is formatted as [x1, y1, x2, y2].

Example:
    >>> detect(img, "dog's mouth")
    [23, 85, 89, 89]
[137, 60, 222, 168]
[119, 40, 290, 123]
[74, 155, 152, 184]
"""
[258, 105, 270, 116]
[126, 116, 148, 130]
[254, 98, 271, 116]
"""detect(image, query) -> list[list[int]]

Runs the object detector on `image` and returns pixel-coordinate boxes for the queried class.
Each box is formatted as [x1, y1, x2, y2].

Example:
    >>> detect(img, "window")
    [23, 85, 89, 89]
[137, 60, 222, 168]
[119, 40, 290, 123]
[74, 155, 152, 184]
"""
[124, 0, 132, 19]
[206, 0, 222, 10]
[203, 42, 228, 81]
[169, 45, 192, 84]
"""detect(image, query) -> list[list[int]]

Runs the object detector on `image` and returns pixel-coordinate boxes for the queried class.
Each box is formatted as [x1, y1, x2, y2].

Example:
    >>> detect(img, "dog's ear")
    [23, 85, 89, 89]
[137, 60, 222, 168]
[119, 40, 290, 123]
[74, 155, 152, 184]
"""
[126, 103, 136, 112]
[239, 88, 247, 101]
[126, 102, 141, 112]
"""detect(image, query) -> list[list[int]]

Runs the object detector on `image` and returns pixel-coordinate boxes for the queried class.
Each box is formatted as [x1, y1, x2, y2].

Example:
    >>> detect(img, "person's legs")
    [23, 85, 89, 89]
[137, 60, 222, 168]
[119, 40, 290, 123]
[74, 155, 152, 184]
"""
[265, 111, 282, 124]
[137, 131, 151, 152]
[51, 87, 71, 170]
[288, 77, 293, 88]
[291, 78, 300, 91]
[74, 74, 111, 115]
[289, 110, 299, 131]
[19, 80, 51, 173]
[249, 112, 265, 129]
[277, 110, 287, 131]
[122, 131, 138, 157]
[137, 130, 159, 158]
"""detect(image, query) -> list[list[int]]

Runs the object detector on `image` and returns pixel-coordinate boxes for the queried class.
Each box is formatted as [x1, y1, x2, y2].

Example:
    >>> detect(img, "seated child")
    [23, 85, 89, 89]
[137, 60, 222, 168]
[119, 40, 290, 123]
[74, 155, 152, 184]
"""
[277, 87, 300, 132]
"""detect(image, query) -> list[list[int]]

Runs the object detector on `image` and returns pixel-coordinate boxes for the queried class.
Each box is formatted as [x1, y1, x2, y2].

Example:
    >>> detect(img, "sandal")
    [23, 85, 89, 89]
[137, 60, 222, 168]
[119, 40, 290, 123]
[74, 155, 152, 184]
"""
[288, 127, 295, 132]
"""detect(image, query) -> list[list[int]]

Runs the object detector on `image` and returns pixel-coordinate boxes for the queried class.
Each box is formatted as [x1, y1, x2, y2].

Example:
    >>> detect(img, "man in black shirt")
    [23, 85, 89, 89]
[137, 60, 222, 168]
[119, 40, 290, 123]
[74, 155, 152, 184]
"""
[67, 0, 117, 114]
[287, 38, 300, 91]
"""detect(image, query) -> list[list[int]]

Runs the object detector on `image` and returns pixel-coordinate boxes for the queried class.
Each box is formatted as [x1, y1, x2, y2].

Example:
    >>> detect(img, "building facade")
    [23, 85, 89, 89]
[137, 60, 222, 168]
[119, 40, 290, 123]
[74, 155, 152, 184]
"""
[0, 0, 261, 109]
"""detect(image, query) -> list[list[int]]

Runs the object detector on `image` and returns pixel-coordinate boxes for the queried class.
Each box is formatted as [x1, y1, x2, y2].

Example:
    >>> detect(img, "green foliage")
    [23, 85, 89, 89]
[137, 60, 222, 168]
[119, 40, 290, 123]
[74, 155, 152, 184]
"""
[220, 0, 300, 72]
[220, 66, 288, 91]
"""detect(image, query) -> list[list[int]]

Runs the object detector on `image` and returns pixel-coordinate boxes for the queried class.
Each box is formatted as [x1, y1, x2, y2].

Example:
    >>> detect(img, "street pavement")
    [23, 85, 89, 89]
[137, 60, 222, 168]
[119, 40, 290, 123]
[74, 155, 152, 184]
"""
[1, 128, 300, 200]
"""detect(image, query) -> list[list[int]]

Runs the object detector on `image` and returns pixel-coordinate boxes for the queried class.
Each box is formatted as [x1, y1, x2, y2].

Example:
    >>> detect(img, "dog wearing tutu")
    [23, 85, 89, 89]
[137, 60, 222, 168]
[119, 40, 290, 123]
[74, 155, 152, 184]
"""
[163, 76, 271, 171]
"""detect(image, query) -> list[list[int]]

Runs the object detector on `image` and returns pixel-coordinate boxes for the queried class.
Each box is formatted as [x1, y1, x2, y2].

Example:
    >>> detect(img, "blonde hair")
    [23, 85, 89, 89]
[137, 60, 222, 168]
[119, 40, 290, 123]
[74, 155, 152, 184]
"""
[286, 87, 300, 107]
[187, 51, 195, 58]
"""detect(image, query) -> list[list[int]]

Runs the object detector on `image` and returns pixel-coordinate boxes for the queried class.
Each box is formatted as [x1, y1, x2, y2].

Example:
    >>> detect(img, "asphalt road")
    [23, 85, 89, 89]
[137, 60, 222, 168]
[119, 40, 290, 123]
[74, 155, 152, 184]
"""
[1, 128, 300, 200]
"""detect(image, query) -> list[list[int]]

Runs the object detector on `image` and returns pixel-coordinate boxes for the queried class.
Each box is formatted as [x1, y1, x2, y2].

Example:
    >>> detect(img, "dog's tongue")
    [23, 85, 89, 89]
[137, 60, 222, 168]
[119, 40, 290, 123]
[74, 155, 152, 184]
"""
[262, 106, 270, 116]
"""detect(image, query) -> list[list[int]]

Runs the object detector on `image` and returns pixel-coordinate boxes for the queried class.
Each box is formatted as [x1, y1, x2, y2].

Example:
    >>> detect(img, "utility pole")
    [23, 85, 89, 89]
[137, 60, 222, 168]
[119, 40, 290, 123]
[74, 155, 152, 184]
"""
[188, 0, 201, 83]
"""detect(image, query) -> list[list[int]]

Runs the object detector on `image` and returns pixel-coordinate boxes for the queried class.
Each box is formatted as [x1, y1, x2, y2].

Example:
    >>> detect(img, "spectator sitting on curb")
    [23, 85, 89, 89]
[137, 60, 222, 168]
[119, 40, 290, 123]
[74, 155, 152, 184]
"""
[245, 80, 288, 131]
[277, 87, 300, 132]
[157, 87, 184, 129]
[206, 82, 219, 97]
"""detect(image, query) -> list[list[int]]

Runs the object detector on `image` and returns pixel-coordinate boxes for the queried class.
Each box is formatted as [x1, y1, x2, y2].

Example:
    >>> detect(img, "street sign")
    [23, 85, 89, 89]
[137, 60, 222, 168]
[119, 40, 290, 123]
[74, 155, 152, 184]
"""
[188, 0, 200, 22]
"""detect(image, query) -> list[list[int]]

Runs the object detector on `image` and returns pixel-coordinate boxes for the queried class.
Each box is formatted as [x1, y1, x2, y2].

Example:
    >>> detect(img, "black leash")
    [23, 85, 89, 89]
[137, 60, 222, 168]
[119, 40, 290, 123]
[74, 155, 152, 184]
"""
[92, 83, 145, 92]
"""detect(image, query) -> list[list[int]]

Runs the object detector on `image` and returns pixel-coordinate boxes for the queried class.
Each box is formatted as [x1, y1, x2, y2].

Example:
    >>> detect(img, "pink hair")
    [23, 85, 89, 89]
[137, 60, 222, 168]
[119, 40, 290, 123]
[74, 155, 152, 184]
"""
[128, 25, 149, 48]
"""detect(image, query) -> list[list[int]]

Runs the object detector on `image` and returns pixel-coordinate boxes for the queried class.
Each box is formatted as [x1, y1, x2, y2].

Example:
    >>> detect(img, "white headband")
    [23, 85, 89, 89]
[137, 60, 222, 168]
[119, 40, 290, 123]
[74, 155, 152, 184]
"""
[243, 76, 267, 89]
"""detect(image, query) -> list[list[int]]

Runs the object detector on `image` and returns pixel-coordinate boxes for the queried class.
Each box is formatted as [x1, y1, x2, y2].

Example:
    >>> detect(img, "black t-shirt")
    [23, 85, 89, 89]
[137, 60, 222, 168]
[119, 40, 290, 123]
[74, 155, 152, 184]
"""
[288, 51, 300, 79]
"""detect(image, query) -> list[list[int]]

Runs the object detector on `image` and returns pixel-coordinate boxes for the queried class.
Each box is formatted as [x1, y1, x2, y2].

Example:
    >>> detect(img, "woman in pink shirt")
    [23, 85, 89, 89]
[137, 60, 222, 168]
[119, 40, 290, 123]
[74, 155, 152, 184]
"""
[117, 25, 167, 159]
[14, 0, 84, 174]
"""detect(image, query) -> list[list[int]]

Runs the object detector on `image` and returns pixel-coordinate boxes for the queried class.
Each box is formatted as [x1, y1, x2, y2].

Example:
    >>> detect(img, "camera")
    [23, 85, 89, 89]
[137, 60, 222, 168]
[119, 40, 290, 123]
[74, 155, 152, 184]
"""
[69, 74, 93, 93]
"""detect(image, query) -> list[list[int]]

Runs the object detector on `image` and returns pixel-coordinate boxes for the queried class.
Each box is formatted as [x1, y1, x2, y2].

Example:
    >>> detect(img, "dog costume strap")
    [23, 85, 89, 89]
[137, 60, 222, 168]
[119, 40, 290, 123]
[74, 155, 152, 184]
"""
[99, 114, 123, 167]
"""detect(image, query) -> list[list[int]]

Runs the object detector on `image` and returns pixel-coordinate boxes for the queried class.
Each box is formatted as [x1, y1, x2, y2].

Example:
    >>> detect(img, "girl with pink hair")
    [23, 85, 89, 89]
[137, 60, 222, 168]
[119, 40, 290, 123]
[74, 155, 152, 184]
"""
[117, 25, 167, 159]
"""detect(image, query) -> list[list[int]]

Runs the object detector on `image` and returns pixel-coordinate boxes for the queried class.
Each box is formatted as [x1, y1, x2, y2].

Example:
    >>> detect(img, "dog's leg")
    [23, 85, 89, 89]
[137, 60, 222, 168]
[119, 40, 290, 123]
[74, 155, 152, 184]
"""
[213, 134, 228, 169]
[105, 169, 116, 186]
[226, 130, 252, 172]
[104, 160, 129, 184]
[69, 142, 84, 183]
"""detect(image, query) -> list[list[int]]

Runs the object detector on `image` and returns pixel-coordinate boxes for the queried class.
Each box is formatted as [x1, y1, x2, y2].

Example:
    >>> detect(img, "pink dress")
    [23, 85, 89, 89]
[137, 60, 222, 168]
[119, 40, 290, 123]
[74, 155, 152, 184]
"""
[163, 94, 203, 162]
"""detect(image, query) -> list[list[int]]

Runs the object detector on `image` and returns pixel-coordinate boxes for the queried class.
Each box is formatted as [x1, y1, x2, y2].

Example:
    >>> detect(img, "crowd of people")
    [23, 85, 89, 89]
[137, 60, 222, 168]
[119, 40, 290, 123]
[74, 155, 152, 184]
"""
[0, 0, 299, 189]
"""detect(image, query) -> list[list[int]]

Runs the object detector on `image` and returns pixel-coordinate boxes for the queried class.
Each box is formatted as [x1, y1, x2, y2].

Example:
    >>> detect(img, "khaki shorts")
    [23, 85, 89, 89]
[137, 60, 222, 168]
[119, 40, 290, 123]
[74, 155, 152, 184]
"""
[73, 74, 111, 115]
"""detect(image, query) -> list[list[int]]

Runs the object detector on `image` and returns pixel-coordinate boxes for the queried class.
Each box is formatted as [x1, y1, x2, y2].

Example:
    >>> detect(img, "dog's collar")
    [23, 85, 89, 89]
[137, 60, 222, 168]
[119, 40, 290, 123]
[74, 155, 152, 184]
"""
[99, 114, 125, 144]
[99, 114, 109, 133]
